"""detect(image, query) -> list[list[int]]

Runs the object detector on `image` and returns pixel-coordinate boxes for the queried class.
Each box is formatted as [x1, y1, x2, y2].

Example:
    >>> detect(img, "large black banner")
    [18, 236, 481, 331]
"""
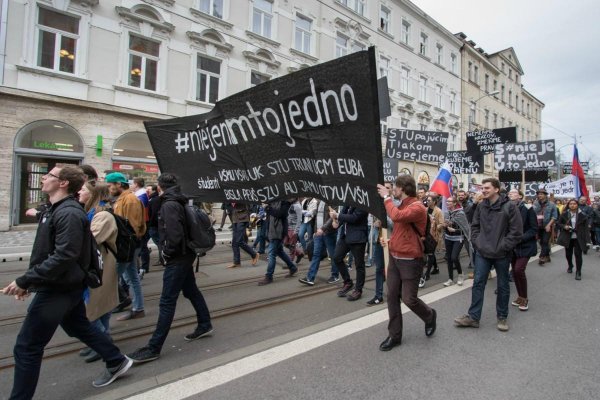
[466, 127, 517, 154]
[144, 49, 385, 220]
[384, 129, 448, 163]
[446, 150, 484, 174]
[494, 139, 555, 171]
[382, 158, 398, 183]
[499, 170, 549, 183]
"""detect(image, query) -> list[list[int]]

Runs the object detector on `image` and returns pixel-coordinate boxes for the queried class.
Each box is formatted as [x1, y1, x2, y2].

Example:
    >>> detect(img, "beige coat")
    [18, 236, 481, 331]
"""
[430, 206, 445, 243]
[86, 210, 119, 322]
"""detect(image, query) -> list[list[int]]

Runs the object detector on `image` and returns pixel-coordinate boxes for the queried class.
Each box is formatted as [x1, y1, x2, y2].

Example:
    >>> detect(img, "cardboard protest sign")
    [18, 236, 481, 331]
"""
[446, 151, 484, 174]
[144, 48, 386, 220]
[505, 176, 577, 198]
[466, 127, 517, 154]
[499, 170, 549, 183]
[494, 140, 555, 171]
[382, 158, 398, 183]
[384, 129, 448, 163]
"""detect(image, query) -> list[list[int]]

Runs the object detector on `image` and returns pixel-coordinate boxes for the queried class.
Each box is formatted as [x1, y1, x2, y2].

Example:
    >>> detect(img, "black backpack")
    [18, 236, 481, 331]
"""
[184, 204, 216, 258]
[411, 212, 438, 255]
[105, 210, 140, 262]
[84, 230, 104, 288]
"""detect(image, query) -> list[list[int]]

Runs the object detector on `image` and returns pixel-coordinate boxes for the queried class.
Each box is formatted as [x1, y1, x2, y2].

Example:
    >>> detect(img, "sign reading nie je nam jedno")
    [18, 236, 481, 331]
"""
[494, 140, 555, 171]
[144, 48, 387, 221]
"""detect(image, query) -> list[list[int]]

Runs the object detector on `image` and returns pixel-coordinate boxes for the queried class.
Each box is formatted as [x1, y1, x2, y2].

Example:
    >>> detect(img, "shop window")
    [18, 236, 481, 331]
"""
[15, 120, 83, 153]
[112, 132, 158, 183]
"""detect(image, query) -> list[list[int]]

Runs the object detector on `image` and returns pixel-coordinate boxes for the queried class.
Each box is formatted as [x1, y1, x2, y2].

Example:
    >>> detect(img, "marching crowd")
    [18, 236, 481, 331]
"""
[2, 163, 599, 399]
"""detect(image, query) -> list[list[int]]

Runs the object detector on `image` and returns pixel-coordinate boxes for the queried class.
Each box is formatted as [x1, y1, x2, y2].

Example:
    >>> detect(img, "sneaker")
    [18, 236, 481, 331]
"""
[127, 346, 160, 364]
[79, 347, 93, 357]
[185, 327, 214, 341]
[497, 318, 509, 332]
[443, 279, 455, 287]
[258, 276, 273, 286]
[366, 296, 384, 306]
[286, 266, 298, 278]
[112, 298, 132, 313]
[116, 310, 145, 321]
[337, 282, 354, 297]
[327, 276, 340, 284]
[454, 314, 479, 328]
[92, 356, 133, 387]
[518, 299, 529, 311]
[511, 297, 523, 307]
[138, 269, 145, 280]
[457, 274, 464, 286]
[298, 277, 315, 286]
[84, 350, 102, 363]
[346, 290, 362, 301]
[418, 277, 426, 288]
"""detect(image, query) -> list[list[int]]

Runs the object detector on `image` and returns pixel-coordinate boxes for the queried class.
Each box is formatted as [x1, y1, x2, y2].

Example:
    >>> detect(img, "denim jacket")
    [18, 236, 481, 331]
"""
[533, 200, 558, 226]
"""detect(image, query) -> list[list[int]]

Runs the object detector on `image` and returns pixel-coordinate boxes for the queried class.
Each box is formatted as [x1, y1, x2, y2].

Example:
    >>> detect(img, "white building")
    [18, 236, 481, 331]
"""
[0, 0, 461, 230]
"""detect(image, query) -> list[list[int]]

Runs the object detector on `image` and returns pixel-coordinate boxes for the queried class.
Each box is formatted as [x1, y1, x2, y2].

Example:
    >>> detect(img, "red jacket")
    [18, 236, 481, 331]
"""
[384, 196, 427, 259]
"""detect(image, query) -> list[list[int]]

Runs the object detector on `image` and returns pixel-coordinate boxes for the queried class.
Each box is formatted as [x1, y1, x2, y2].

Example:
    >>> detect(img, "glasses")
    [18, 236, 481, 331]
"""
[43, 172, 60, 180]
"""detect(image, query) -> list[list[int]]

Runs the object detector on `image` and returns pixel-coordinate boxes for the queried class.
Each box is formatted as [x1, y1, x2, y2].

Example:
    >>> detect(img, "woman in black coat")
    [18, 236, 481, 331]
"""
[557, 199, 589, 280]
[508, 190, 537, 311]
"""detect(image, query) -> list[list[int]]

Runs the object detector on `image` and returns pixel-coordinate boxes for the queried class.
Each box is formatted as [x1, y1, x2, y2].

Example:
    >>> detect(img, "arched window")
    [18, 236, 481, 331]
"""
[15, 120, 84, 154]
[111, 132, 158, 183]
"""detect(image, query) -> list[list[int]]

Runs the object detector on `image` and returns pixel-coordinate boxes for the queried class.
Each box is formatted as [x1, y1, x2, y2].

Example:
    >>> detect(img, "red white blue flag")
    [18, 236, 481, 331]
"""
[430, 161, 453, 199]
[571, 145, 589, 201]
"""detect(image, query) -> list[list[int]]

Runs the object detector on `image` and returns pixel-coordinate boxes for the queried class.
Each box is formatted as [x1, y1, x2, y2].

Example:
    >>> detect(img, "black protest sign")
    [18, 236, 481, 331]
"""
[466, 127, 517, 154]
[499, 170, 549, 183]
[144, 49, 386, 221]
[383, 158, 398, 183]
[494, 139, 555, 171]
[446, 151, 484, 174]
[384, 129, 448, 163]
[562, 162, 589, 175]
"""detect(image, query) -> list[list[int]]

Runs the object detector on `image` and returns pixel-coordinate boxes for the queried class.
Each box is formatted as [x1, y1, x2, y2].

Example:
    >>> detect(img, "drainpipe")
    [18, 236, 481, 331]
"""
[0, 0, 9, 85]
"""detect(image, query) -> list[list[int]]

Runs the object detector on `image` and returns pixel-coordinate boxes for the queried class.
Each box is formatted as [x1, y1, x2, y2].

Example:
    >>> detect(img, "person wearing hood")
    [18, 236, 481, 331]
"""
[455, 178, 522, 332]
[442, 196, 470, 287]
[128, 173, 213, 364]
[508, 189, 537, 311]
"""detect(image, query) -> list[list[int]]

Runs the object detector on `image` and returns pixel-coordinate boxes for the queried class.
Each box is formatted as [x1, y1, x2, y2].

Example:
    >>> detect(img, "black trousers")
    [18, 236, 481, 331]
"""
[565, 239, 583, 272]
[333, 240, 366, 291]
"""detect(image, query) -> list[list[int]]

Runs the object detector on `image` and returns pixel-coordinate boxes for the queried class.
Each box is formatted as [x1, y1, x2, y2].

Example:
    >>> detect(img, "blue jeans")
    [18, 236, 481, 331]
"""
[11, 290, 124, 400]
[253, 221, 268, 253]
[298, 222, 313, 251]
[266, 239, 296, 278]
[232, 222, 256, 264]
[468, 253, 511, 321]
[306, 232, 339, 281]
[92, 312, 112, 335]
[148, 254, 212, 352]
[117, 247, 144, 311]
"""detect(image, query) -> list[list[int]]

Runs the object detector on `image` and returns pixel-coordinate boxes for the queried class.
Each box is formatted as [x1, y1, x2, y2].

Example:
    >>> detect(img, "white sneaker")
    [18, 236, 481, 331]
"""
[418, 277, 426, 288]
[443, 279, 455, 287]
[457, 274, 464, 286]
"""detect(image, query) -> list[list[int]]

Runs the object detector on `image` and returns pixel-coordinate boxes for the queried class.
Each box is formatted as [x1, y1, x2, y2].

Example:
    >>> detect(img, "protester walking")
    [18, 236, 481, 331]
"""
[227, 202, 260, 269]
[508, 189, 537, 311]
[455, 178, 522, 332]
[3, 165, 132, 399]
[533, 188, 558, 265]
[557, 199, 589, 280]
[419, 194, 444, 288]
[442, 196, 469, 287]
[128, 173, 213, 363]
[375, 175, 437, 351]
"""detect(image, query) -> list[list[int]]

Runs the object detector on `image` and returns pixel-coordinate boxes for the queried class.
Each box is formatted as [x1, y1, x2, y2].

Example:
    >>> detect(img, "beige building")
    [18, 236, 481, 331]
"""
[456, 32, 544, 188]
[0, 0, 462, 230]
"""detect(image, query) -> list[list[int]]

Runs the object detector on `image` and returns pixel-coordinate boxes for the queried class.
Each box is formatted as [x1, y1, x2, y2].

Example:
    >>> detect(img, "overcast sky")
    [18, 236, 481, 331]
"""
[412, 0, 600, 174]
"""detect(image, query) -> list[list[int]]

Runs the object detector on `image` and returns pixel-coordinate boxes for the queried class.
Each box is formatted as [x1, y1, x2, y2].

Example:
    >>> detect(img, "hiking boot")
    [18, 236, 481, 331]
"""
[454, 314, 479, 328]
[184, 326, 214, 341]
[366, 296, 384, 306]
[127, 346, 160, 364]
[327, 276, 340, 284]
[117, 310, 145, 321]
[298, 277, 315, 286]
[337, 282, 354, 297]
[497, 318, 509, 332]
[92, 357, 133, 388]
[511, 297, 523, 307]
[258, 276, 273, 286]
[518, 299, 529, 311]
[346, 290, 362, 301]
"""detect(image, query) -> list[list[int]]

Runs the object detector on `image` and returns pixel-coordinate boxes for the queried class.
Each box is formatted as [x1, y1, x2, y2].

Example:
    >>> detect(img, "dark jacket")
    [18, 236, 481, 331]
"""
[337, 206, 368, 244]
[460, 199, 475, 223]
[148, 191, 161, 228]
[16, 196, 87, 292]
[514, 201, 538, 258]
[158, 186, 192, 263]
[231, 203, 250, 223]
[591, 208, 600, 228]
[266, 200, 291, 240]
[557, 209, 589, 250]
[471, 194, 523, 259]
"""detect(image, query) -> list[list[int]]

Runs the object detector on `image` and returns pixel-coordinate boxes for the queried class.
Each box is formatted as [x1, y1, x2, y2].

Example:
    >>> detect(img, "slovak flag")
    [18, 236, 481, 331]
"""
[430, 161, 453, 199]
[572, 145, 589, 202]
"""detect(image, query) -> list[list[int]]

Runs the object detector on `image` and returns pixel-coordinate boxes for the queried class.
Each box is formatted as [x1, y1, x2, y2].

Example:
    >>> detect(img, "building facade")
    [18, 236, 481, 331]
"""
[456, 32, 544, 188]
[0, 0, 461, 230]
